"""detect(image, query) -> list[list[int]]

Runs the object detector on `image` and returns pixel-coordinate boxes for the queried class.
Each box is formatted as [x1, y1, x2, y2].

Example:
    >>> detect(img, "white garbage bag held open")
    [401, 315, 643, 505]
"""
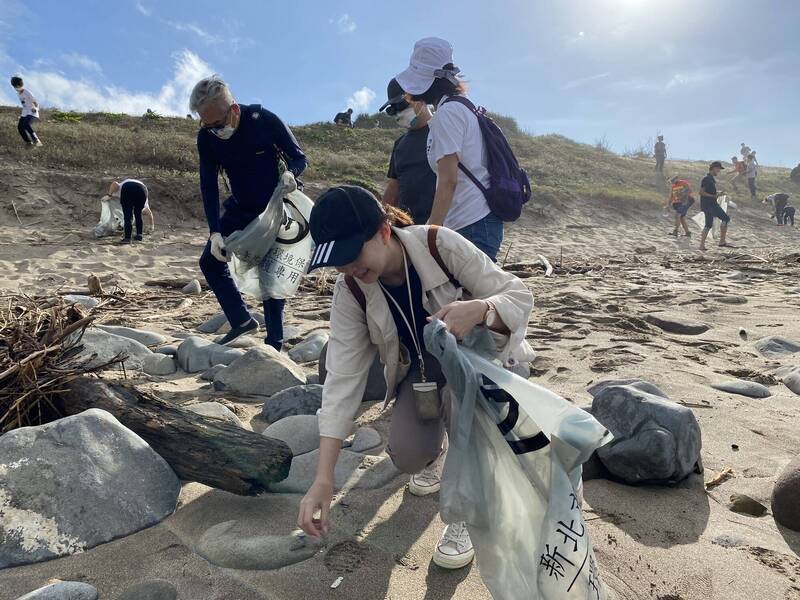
[424, 321, 612, 600]
[93, 195, 124, 238]
[227, 172, 315, 300]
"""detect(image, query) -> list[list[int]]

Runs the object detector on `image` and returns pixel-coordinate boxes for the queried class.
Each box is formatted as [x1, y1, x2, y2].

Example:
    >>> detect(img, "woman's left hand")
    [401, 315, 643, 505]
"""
[429, 300, 488, 339]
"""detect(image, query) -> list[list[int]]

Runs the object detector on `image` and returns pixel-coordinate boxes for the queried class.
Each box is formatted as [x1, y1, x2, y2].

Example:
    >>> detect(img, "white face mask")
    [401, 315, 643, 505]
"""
[394, 106, 417, 129]
[210, 124, 236, 140]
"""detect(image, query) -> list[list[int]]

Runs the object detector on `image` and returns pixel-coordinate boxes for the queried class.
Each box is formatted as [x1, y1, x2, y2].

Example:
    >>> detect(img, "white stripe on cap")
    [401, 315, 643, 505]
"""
[322, 240, 335, 263]
[311, 242, 327, 265]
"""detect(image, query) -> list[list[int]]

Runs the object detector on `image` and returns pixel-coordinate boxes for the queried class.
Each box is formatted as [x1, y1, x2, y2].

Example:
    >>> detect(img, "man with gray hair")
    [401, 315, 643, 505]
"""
[191, 75, 307, 349]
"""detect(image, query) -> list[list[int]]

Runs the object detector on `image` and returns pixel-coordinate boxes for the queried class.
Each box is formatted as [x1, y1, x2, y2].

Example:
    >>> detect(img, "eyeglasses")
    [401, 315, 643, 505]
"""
[384, 100, 410, 116]
[200, 105, 232, 130]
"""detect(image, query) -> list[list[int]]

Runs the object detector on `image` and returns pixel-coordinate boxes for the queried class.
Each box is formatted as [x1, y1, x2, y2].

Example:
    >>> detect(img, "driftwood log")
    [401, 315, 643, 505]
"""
[59, 378, 292, 495]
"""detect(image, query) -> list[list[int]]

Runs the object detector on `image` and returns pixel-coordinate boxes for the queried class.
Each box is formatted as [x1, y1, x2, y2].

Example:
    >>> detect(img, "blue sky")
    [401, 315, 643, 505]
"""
[1, 0, 798, 166]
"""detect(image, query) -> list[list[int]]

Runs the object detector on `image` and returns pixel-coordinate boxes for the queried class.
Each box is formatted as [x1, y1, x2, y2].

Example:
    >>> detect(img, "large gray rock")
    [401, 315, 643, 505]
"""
[592, 384, 702, 485]
[711, 379, 771, 398]
[772, 458, 800, 531]
[644, 313, 709, 335]
[319, 342, 386, 402]
[350, 427, 382, 453]
[117, 579, 177, 600]
[185, 401, 244, 428]
[155, 344, 179, 356]
[0, 409, 180, 568]
[142, 353, 178, 376]
[214, 346, 306, 397]
[783, 368, 800, 395]
[182, 279, 202, 295]
[175, 336, 244, 373]
[261, 384, 323, 423]
[200, 364, 227, 381]
[15, 581, 98, 600]
[76, 328, 154, 370]
[753, 336, 800, 358]
[262, 414, 320, 455]
[197, 312, 229, 334]
[63, 294, 98, 309]
[269, 449, 400, 493]
[288, 331, 329, 363]
[95, 324, 167, 347]
[196, 520, 320, 570]
[587, 379, 668, 399]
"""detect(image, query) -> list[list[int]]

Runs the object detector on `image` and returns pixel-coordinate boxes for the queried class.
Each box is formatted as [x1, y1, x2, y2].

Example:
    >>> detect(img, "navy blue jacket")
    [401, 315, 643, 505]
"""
[197, 104, 307, 233]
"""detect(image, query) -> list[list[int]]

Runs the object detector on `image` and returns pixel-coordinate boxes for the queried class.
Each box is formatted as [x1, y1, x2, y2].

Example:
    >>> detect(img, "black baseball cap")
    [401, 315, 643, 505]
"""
[378, 78, 407, 113]
[709, 161, 725, 170]
[309, 186, 385, 271]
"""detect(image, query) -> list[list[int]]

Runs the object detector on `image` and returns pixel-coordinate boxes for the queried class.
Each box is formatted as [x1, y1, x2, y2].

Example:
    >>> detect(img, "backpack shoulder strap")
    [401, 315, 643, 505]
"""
[344, 275, 367, 312]
[427, 226, 467, 292]
[439, 96, 489, 196]
[441, 95, 477, 113]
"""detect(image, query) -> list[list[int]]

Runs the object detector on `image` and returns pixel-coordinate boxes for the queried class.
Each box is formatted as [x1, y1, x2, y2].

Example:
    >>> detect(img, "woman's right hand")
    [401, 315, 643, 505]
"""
[297, 479, 334, 538]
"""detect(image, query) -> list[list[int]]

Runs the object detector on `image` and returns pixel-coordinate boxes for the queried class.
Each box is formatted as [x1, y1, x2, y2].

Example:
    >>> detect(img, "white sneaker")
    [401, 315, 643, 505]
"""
[433, 522, 475, 569]
[408, 439, 447, 496]
[34, 139, 43, 147]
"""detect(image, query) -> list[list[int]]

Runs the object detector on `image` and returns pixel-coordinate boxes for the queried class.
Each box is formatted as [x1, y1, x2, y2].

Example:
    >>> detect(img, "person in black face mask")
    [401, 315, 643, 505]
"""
[379, 78, 436, 224]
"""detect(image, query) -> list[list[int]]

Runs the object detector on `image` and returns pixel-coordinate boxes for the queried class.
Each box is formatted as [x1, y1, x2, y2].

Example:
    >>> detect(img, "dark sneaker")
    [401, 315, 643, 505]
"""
[115, 237, 132, 245]
[133, 234, 143, 241]
[215, 318, 259, 346]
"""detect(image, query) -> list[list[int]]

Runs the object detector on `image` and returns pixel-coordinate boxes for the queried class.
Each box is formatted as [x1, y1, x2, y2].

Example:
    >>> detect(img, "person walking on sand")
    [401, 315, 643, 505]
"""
[380, 78, 437, 224]
[699, 161, 731, 251]
[190, 75, 307, 350]
[729, 156, 745, 191]
[666, 175, 694, 237]
[396, 37, 504, 261]
[297, 185, 536, 571]
[10, 76, 42, 147]
[654, 135, 666, 173]
[107, 179, 154, 243]
[745, 153, 758, 200]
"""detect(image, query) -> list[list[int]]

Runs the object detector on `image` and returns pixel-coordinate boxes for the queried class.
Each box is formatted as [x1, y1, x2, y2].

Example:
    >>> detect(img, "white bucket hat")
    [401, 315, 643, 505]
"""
[395, 37, 460, 95]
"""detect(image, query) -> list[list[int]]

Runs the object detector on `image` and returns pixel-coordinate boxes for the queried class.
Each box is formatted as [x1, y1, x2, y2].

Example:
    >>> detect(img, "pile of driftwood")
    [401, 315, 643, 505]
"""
[0, 295, 114, 433]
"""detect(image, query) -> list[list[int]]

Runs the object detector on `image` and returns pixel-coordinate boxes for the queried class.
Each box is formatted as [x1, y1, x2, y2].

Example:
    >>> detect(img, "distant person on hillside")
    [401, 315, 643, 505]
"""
[654, 135, 666, 173]
[729, 156, 745, 191]
[764, 193, 794, 226]
[745, 153, 758, 200]
[107, 179, 154, 243]
[699, 161, 731, 251]
[740, 142, 751, 160]
[190, 75, 307, 350]
[333, 108, 353, 127]
[397, 37, 503, 261]
[10, 76, 42, 147]
[379, 78, 436, 224]
[665, 175, 694, 237]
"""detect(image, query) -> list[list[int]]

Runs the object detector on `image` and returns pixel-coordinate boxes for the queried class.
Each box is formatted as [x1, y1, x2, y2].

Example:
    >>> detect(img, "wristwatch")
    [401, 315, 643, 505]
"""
[483, 300, 499, 328]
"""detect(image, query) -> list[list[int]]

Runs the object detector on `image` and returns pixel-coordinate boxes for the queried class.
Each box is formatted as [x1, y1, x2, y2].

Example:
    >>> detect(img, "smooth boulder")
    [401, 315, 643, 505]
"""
[182, 279, 202, 295]
[772, 458, 800, 531]
[185, 401, 244, 428]
[711, 379, 771, 398]
[15, 582, 98, 600]
[588, 378, 668, 399]
[197, 312, 229, 334]
[214, 346, 306, 397]
[781, 368, 800, 395]
[288, 331, 329, 363]
[200, 364, 227, 381]
[175, 336, 244, 373]
[142, 353, 178, 376]
[643, 313, 709, 335]
[262, 414, 320, 455]
[95, 324, 167, 347]
[269, 449, 400, 493]
[319, 342, 386, 402]
[261, 384, 323, 423]
[350, 427, 382, 453]
[76, 328, 153, 370]
[0, 409, 180, 568]
[753, 336, 800, 359]
[592, 384, 702, 484]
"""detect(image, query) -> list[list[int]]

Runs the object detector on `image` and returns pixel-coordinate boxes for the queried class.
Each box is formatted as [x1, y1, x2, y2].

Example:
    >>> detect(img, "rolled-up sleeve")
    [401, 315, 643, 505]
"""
[318, 278, 378, 440]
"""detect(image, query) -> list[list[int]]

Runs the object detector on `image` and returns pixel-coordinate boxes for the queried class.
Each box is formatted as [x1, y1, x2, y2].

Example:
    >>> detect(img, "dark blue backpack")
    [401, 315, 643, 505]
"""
[442, 95, 531, 222]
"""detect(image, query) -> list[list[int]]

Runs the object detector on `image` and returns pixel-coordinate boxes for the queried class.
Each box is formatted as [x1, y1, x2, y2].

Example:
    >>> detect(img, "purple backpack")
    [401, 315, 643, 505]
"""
[442, 95, 532, 222]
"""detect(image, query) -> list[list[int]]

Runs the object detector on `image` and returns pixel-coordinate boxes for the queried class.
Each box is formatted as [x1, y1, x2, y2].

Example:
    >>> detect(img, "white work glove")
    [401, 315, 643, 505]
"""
[209, 232, 230, 263]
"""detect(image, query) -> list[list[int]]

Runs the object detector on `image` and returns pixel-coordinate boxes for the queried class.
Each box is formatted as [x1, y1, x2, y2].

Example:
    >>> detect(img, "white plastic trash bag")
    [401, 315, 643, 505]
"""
[93, 196, 124, 238]
[424, 321, 612, 600]
[692, 195, 729, 240]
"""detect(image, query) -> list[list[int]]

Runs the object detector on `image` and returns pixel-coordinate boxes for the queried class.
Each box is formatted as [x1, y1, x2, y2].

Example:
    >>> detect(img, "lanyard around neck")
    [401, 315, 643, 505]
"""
[379, 246, 427, 382]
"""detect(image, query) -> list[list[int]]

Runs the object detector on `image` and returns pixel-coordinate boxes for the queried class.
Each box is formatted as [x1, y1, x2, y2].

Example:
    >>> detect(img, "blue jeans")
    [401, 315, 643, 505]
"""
[456, 212, 504, 261]
[17, 116, 38, 144]
[199, 198, 285, 350]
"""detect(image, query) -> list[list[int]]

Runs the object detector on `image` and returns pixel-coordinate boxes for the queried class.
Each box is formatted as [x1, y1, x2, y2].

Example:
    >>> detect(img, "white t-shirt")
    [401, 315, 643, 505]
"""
[17, 89, 39, 118]
[427, 95, 491, 231]
[113, 179, 150, 208]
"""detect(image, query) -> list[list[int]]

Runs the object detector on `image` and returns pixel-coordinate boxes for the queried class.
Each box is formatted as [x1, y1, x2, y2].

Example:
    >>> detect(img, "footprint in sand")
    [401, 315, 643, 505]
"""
[324, 540, 368, 575]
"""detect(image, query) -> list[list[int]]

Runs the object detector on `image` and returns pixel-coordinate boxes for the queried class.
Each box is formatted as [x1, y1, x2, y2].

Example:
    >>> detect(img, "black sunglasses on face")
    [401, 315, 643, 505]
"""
[384, 100, 410, 116]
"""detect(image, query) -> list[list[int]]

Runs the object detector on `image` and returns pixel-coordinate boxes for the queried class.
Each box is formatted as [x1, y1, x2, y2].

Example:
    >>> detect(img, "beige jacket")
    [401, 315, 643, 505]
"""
[318, 225, 535, 440]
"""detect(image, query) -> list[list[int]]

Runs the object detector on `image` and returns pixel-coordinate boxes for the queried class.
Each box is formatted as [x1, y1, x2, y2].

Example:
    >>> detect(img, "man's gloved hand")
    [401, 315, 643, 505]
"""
[209, 232, 230, 263]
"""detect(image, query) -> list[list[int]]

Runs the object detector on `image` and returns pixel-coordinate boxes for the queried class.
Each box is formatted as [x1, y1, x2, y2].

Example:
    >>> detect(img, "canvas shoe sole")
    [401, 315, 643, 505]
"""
[408, 476, 441, 497]
[433, 544, 475, 570]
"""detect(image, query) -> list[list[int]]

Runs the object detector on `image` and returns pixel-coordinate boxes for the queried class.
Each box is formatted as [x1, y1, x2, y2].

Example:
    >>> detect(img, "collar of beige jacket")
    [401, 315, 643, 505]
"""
[390, 226, 452, 293]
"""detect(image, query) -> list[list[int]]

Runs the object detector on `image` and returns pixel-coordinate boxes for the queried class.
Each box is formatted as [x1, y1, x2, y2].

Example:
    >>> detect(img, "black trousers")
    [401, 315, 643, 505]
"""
[17, 116, 38, 144]
[120, 182, 147, 238]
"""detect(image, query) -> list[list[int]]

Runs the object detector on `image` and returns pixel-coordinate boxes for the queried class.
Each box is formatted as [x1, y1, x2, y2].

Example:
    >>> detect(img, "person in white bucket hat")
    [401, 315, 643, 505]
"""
[396, 38, 503, 264]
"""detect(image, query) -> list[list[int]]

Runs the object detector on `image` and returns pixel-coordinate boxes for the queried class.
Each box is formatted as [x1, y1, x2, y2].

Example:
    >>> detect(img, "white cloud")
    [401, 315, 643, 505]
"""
[331, 13, 356, 34]
[561, 72, 610, 91]
[346, 86, 375, 113]
[135, 1, 151, 16]
[62, 52, 102, 74]
[167, 21, 222, 44]
[20, 49, 213, 116]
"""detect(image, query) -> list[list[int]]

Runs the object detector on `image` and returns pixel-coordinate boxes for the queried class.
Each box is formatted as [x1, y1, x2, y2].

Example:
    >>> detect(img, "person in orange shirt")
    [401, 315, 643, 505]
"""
[665, 176, 694, 237]
[729, 156, 745, 191]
